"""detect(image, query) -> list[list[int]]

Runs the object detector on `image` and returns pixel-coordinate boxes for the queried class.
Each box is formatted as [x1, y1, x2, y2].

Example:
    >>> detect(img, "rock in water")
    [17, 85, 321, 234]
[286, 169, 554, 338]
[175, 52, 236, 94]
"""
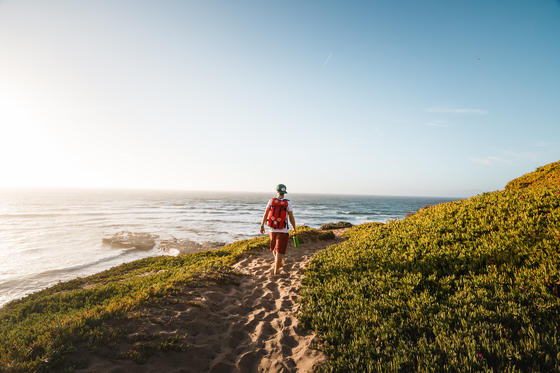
[102, 231, 159, 250]
[159, 238, 225, 255]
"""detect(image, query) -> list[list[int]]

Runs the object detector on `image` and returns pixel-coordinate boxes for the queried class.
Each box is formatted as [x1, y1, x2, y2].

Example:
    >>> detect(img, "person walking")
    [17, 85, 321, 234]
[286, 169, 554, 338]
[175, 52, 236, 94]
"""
[260, 184, 297, 275]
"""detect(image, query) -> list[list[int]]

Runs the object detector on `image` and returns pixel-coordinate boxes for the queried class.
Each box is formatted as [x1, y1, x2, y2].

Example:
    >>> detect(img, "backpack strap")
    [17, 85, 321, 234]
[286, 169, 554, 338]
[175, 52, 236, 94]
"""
[283, 199, 290, 229]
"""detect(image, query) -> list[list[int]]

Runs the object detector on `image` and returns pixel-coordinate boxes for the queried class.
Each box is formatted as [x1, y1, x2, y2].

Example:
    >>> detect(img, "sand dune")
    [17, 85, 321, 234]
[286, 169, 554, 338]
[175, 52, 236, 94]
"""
[76, 230, 347, 373]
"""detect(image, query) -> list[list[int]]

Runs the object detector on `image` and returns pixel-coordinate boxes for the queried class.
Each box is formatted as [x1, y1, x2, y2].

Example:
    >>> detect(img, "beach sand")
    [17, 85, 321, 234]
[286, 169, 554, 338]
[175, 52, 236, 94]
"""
[73, 230, 348, 373]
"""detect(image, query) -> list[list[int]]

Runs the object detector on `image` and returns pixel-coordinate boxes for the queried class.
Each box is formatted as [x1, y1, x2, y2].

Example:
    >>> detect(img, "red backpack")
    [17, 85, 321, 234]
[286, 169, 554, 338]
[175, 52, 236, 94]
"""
[267, 198, 290, 229]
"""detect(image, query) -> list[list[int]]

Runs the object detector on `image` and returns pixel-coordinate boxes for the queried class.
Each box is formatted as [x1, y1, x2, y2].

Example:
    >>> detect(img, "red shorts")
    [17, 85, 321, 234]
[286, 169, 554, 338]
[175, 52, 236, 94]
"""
[269, 232, 289, 255]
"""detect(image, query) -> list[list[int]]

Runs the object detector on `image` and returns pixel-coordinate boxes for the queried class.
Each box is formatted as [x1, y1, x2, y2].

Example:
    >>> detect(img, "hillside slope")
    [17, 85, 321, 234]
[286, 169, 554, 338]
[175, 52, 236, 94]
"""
[299, 162, 560, 372]
[505, 160, 560, 190]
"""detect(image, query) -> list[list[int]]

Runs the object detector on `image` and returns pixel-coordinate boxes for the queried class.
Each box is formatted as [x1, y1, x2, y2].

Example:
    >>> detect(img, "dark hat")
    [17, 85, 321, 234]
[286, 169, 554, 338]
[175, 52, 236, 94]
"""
[276, 184, 288, 194]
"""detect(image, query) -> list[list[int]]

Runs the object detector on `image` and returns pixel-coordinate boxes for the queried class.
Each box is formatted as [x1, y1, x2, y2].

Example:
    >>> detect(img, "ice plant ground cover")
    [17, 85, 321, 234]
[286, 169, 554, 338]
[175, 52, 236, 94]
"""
[506, 160, 560, 191]
[298, 162, 560, 372]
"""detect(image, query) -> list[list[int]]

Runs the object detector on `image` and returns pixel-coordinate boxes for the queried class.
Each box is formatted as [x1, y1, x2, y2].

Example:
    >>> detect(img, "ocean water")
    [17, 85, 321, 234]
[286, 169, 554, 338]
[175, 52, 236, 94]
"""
[0, 188, 460, 307]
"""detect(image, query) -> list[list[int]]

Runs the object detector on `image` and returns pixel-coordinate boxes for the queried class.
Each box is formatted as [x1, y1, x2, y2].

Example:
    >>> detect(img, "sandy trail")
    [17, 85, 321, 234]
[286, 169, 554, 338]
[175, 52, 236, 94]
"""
[76, 230, 347, 373]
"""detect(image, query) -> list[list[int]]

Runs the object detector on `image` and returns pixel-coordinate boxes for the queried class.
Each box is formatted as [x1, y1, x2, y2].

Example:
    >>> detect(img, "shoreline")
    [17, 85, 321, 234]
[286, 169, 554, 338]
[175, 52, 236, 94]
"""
[0, 190, 457, 309]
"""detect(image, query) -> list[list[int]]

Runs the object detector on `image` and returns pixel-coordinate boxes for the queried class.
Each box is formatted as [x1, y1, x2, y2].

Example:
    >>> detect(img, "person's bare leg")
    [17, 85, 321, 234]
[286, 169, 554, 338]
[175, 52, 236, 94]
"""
[273, 251, 282, 266]
[274, 253, 283, 275]
[271, 251, 277, 274]
[270, 233, 277, 274]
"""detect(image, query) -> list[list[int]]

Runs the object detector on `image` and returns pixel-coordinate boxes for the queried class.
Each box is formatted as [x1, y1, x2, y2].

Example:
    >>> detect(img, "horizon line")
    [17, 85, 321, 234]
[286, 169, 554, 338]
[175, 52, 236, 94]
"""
[0, 185, 482, 199]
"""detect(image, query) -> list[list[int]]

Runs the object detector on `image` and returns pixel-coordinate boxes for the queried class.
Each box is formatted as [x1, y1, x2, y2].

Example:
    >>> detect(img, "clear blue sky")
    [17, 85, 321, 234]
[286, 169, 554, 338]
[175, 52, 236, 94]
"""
[0, 0, 559, 197]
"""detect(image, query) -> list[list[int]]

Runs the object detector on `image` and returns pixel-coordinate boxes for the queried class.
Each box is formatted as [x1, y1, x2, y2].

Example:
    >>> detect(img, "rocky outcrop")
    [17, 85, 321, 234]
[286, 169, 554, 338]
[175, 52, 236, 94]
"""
[319, 221, 353, 230]
[102, 231, 159, 251]
[158, 238, 225, 255]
